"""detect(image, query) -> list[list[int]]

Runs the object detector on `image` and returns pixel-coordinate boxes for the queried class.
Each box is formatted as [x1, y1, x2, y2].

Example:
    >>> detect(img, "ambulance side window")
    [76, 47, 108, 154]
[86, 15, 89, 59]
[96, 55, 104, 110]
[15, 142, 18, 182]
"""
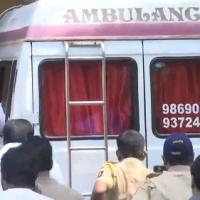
[0, 61, 16, 123]
[39, 58, 139, 138]
[151, 57, 200, 136]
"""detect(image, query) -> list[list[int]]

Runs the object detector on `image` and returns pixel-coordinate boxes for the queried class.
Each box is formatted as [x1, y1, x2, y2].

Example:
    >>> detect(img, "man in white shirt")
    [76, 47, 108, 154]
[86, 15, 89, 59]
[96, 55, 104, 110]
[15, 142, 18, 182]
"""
[0, 147, 53, 200]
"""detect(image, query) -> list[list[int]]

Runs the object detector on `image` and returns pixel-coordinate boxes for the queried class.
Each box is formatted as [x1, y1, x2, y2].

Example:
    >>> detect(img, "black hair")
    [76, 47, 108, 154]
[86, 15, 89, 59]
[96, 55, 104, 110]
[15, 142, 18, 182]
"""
[117, 129, 145, 159]
[3, 119, 34, 145]
[19, 136, 53, 173]
[1, 147, 37, 189]
[191, 155, 200, 190]
[164, 152, 194, 166]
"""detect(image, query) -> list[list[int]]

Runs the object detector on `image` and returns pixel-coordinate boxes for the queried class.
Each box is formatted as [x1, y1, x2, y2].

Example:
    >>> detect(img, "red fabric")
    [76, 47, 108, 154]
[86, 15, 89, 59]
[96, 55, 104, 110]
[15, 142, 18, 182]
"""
[107, 60, 135, 134]
[152, 59, 200, 134]
[41, 59, 136, 137]
[41, 63, 66, 136]
[69, 60, 103, 135]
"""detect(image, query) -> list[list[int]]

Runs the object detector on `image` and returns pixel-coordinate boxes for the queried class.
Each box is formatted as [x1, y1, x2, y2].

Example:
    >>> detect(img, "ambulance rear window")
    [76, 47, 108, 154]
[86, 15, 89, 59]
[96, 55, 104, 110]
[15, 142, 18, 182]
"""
[151, 58, 200, 136]
[39, 58, 139, 138]
[0, 61, 16, 121]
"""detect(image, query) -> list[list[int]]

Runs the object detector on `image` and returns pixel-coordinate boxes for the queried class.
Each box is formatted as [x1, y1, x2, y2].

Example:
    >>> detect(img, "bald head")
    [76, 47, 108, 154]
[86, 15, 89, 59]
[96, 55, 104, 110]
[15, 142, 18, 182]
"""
[3, 119, 34, 145]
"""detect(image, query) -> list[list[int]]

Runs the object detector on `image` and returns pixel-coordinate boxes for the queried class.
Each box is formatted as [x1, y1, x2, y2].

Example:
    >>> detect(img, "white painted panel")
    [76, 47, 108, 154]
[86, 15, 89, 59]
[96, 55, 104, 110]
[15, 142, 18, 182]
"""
[11, 42, 33, 119]
[0, 42, 22, 60]
[32, 42, 65, 57]
[144, 40, 200, 56]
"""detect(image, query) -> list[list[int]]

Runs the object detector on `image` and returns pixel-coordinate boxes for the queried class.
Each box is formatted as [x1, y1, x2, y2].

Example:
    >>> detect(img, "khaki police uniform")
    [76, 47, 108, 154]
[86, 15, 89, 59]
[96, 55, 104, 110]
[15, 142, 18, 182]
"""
[96, 157, 151, 200]
[132, 165, 192, 200]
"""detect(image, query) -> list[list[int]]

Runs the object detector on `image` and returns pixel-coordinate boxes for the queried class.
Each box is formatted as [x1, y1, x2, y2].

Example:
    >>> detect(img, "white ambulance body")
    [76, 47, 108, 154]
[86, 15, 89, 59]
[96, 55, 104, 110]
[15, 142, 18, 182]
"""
[1, 0, 200, 196]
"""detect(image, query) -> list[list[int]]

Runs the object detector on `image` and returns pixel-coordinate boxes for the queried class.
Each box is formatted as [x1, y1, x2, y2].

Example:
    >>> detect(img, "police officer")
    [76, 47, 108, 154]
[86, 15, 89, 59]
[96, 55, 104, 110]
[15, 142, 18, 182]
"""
[132, 133, 194, 200]
[91, 130, 151, 200]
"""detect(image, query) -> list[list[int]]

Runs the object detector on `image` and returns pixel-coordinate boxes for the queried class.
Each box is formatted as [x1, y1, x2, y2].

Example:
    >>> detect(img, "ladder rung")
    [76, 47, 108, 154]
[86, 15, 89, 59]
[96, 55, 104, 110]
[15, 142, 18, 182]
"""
[69, 147, 106, 151]
[68, 56, 104, 60]
[82, 193, 91, 197]
[69, 101, 104, 106]
[68, 41, 102, 47]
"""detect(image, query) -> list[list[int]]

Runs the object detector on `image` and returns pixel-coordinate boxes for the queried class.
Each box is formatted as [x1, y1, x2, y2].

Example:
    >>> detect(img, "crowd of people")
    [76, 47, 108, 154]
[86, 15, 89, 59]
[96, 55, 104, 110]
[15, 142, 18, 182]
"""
[91, 130, 200, 200]
[0, 119, 200, 200]
[0, 119, 83, 200]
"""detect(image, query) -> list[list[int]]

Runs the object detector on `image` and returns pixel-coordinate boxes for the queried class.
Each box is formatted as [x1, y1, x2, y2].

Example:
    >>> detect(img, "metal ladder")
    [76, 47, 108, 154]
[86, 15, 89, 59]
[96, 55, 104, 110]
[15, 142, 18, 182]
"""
[64, 41, 109, 191]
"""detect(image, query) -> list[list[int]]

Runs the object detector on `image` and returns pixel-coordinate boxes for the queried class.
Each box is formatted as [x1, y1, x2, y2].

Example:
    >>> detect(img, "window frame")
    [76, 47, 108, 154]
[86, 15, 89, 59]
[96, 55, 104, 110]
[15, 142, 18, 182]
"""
[38, 57, 139, 140]
[150, 56, 200, 138]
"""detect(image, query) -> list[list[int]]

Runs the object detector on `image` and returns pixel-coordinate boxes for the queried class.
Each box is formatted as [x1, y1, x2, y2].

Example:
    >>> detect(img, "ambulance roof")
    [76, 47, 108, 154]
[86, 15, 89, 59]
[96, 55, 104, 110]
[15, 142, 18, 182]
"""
[0, 0, 200, 43]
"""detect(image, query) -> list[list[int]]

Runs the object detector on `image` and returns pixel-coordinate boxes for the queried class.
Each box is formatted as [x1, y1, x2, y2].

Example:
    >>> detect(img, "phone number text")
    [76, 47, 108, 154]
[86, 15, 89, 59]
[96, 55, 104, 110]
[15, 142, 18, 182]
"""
[163, 117, 200, 128]
[162, 103, 199, 115]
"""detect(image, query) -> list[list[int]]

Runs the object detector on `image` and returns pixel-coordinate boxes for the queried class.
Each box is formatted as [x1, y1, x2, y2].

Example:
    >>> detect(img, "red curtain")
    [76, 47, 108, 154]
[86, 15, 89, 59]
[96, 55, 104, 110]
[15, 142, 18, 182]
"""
[69, 60, 103, 135]
[41, 59, 137, 137]
[41, 63, 66, 136]
[107, 60, 135, 134]
[152, 59, 200, 134]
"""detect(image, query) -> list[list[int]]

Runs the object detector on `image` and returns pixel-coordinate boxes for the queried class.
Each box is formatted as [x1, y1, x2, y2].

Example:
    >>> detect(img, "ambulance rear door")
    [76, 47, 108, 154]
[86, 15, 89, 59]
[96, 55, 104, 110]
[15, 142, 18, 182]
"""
[32, 40, 145, 195]
[143, 40, 200, 168]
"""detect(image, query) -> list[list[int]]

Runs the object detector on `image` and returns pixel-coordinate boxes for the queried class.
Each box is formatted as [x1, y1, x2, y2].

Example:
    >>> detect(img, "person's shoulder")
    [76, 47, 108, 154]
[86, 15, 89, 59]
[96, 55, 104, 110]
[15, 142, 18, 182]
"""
[104, 161, 118, 169]
[189, 195, 200, 200]
[149, 169, 189, 182]
[38, 177, 83, 200]
[37, 176, 64, 190]
[65, 188, 84, 200]
[144, 172, 162, 187]
[97, 161, 118, 176]
[146, 171, 174, 185]
[0, 143, 21, 160]
[31, 191, 54, 200]
[132, 172, 162, 192]
[146, 172, 163, 179]
[45, 182, 83, 200]
[48, 184, 83, 200]
[94, 160, 118, 189]
[132, 172, 164, 200]
[0, 188, 53, 200]
[49, 160, 65, 184]
[24, 188, 53, 200]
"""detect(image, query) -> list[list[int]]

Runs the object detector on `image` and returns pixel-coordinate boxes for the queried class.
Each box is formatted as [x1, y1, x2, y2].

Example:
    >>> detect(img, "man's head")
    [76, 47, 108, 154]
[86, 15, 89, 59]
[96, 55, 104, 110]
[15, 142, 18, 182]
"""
[1, 147, 37, 190]
[191, 155, 200, 194]
[116, 129, 146, 161]
[3, 119, 34, 145]
[19, 136, 53, 173]
[163, 133, 194, 167]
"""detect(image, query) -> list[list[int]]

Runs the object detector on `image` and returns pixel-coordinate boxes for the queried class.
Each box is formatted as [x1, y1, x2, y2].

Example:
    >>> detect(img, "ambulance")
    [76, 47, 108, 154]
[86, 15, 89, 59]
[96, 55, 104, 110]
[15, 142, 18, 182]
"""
[0, 0, 200, 196]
